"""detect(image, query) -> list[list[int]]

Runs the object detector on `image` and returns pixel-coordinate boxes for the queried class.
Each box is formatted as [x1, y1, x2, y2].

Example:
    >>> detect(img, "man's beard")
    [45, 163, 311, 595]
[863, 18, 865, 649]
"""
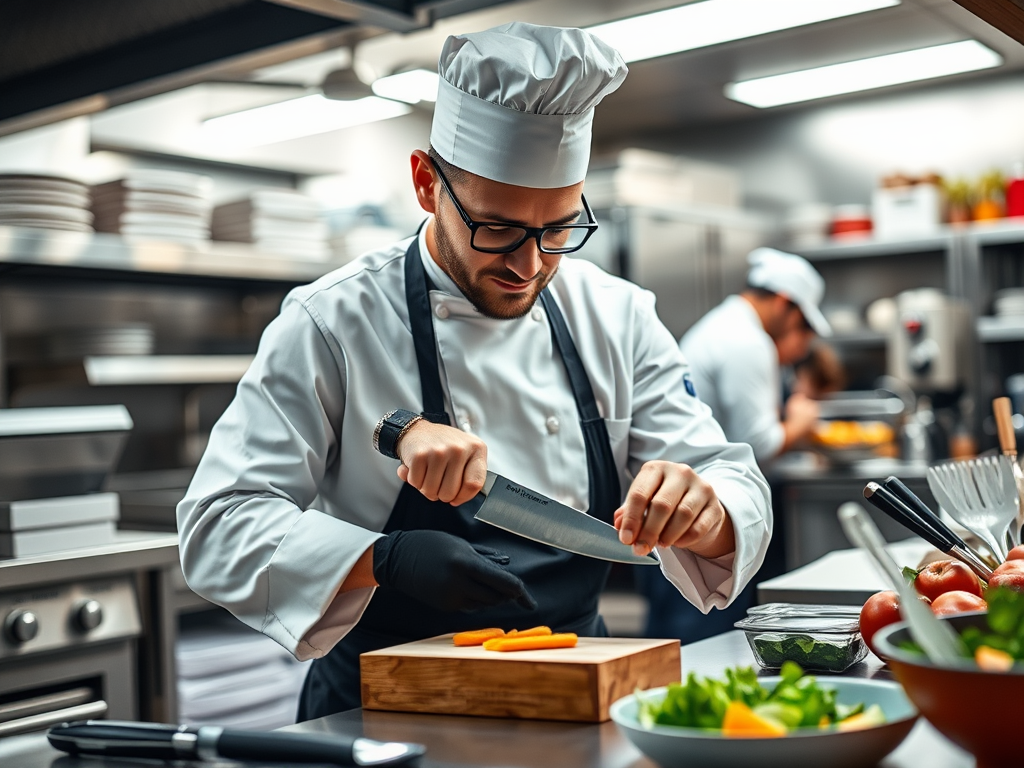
[434, 215, 555, 320]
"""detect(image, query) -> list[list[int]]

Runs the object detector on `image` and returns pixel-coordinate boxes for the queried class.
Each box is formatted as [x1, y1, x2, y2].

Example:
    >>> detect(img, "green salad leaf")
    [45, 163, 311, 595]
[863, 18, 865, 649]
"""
[899, 587, 1024, 663]
[637, 661, 865, 731]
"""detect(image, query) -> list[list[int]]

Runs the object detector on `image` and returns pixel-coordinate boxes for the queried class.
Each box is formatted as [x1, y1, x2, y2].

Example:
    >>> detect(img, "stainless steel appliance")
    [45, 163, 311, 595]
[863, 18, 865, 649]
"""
[0, 574, 142, 736]
[0, 405, 141, 735]
[887, 288, 970, 393]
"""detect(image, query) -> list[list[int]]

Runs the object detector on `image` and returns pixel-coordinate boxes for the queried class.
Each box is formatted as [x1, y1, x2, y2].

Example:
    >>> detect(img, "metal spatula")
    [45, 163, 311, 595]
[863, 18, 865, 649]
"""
[928, 457, 1017, 561]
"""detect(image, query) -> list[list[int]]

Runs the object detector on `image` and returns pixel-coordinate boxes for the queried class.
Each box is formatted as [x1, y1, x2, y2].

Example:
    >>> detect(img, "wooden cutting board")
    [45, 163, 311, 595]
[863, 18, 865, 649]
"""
[360, 635, 681, 722]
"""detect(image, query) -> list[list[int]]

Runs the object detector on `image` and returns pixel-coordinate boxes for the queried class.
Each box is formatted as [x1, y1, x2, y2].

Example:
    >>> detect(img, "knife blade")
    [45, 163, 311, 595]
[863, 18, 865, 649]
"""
[474, 471, 659, 565]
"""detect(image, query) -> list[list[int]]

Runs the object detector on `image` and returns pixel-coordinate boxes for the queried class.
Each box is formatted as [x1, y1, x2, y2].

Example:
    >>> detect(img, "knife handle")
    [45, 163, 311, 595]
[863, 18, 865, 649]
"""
[213, 729, 355, 764]
[211, 728, 426, 766]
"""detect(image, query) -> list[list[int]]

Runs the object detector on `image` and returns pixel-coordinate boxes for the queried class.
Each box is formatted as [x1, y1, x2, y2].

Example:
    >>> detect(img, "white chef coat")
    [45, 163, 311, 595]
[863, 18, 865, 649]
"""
[680, 295, 785, 463]
[177, 225, 772, 661]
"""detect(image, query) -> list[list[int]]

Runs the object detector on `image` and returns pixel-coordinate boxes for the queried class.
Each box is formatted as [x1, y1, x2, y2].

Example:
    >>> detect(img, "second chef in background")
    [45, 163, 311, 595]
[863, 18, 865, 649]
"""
[681, 248, 833, 464]
[177, 22, 772, 720]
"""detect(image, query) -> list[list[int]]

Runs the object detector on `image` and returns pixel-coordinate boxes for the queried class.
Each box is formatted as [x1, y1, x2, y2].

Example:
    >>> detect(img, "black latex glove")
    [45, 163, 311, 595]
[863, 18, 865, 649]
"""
[372, 530, 538, 613]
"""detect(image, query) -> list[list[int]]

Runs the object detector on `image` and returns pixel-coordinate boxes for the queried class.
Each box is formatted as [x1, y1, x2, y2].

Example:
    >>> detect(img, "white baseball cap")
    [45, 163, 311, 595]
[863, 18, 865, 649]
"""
[747, 247, 832, 337]
[430, 22, 627, 189]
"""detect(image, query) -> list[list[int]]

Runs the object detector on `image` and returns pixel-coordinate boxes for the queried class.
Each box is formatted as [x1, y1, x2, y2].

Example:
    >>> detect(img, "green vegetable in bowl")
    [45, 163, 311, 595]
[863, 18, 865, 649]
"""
[898, 587, 1024, 669]
[637, 661, 874, 734]
[960, 587, 1024, 661]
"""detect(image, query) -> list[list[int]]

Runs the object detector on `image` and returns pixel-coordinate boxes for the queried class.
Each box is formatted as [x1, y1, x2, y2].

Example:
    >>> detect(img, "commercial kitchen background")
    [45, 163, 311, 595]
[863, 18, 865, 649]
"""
[0, 0, 1022, 736]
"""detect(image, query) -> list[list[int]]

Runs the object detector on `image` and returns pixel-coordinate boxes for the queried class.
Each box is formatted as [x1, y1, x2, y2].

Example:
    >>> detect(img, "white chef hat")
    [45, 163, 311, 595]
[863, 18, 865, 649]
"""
[747, 247, 832, 337]
[430, 22, 627, 189]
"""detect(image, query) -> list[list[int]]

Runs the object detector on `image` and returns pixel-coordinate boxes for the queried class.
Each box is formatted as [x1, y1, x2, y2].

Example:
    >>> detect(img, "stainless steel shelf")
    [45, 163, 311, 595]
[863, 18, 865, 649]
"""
[795, 231, 953, 261]
[84, 355, 255, 385]
[794, 221, 1024, 261]
[966, 219, 1024, 246]
[977, 315, 1024, 342]
[0, 225, 339, 282]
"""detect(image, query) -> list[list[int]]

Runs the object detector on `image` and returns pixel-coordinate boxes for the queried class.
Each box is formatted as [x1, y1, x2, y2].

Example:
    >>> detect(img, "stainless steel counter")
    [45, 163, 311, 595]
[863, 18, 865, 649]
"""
[767, 457, 935, 569]
[769, 457, 929, 482]
[0, 630, 973, 768]
[0, 531, 179, 590]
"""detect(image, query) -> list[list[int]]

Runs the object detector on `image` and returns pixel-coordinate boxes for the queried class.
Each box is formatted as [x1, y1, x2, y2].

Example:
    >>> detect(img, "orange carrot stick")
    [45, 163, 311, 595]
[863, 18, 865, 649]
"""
[505, 626, 552, 639]
[483, 633, 578, 652]
[453, 628, 506, 646]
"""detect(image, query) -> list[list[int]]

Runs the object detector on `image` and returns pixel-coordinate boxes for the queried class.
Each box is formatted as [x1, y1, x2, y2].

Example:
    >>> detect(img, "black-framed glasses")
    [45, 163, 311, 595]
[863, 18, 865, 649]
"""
[431, 159, 598, 255]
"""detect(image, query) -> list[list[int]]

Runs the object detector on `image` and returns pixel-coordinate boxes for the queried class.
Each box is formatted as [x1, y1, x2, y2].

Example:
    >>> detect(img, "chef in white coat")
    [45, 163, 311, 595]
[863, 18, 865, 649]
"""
[681, 248, 832, 464]
[177, 22, 772, 721]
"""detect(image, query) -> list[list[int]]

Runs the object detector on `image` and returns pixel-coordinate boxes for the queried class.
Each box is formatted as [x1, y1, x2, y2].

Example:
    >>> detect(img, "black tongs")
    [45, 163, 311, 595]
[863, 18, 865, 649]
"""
[862, 476, 994, 581]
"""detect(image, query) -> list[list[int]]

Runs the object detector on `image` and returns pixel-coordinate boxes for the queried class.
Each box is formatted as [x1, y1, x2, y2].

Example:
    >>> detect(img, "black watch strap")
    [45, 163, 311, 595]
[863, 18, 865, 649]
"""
[373, 409, 423, 460]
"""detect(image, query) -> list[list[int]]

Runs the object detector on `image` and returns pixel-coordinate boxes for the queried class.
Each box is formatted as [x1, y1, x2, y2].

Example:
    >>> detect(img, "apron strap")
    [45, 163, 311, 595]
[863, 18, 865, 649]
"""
[540, 289, 623, 520]
[539, 290, 601, 423]
[403, 236, 451, 425]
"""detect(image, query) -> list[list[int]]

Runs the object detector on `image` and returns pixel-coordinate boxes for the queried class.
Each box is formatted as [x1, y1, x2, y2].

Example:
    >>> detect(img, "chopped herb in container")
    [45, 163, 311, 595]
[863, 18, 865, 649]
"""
[735, 605, 868, 673]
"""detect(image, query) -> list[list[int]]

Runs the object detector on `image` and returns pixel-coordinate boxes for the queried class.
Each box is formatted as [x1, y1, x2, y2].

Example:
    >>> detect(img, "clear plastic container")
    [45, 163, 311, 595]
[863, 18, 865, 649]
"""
[745, 603, 862, 619]
[734, 605, 868, 673]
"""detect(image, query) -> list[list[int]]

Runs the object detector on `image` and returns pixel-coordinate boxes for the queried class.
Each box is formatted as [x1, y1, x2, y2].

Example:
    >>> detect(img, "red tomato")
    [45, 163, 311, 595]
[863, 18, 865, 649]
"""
[859, 591, 902, 657]
[913, 559, 983, 601]
[989, 559, 1024, 592]
[929, 590, 988, 616]
[1006, 545, 1024, 562]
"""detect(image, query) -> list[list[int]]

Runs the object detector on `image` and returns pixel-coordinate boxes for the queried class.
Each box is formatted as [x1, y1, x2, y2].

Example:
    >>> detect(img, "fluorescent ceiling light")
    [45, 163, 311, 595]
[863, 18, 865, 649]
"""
[587, 0, 900, 64]
[726, 40, 1002, 108]
[372, 69, 439, 104]
[201, 94, 411, 148]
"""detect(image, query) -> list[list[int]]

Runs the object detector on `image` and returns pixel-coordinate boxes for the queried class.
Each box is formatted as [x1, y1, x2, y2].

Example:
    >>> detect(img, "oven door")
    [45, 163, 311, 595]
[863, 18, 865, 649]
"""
[0, 640, 135, 737]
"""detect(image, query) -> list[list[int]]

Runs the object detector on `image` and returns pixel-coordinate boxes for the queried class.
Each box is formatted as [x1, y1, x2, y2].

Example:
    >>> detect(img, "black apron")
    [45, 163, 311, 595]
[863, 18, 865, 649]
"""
[298, 238, 622, 720]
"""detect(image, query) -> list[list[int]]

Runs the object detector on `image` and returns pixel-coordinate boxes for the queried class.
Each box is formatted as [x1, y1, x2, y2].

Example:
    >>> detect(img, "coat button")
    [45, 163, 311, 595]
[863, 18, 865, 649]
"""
[545, 416, 560, 434]
[434, 304, 450, 320]
[531, 307, 544, 322]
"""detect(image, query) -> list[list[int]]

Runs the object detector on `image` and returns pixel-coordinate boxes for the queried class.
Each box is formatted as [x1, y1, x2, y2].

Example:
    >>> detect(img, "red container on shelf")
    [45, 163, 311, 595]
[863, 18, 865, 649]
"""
[830, 204, 873, 237]
[1007, 162, 1024, 218]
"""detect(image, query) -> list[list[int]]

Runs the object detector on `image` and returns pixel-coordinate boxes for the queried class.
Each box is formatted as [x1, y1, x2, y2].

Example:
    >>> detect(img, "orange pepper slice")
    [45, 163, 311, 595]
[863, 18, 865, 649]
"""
[483, 633, 578, 652]
[452, 628, 506, 647]
[721, 701, 786, 738]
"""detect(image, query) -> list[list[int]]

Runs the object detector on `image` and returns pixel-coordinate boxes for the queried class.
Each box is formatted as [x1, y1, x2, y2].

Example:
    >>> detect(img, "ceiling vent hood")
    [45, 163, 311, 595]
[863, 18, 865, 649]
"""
[0, 0, 509, 138]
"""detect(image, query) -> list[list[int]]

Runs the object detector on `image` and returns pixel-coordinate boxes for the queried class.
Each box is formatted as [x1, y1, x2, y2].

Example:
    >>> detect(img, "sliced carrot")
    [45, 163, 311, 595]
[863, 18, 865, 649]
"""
[453, 628, 506, 647]
[505, 626, 552, 639]
[483, 633, 578, 652]
[976, 645, 1014, 672]
[721, 701, 787, 738]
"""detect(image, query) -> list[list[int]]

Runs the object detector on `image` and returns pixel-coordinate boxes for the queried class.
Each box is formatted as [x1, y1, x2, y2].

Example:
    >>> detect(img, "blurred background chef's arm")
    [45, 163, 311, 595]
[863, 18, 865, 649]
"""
[781, 342, 848, 451]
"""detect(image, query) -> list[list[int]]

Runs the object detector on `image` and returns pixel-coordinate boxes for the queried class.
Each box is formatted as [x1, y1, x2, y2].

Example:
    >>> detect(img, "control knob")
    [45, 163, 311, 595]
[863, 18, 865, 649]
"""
[73, 599, 103, 632]
[4, 609, 39, 644]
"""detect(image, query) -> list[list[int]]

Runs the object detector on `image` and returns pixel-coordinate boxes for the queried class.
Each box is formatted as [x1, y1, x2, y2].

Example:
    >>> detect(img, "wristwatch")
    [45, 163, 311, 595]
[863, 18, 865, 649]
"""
[373, 409, 423, 460]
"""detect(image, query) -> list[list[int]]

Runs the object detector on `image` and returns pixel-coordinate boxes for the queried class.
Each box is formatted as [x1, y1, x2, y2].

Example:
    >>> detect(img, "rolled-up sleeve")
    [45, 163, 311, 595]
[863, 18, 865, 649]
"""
[628, 292, 772, 611]
[176, 295, 383, 660]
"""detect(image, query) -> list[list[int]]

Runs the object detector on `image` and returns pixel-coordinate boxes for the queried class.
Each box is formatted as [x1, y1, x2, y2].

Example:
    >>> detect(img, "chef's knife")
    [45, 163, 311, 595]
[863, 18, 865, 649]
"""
[474, 471, 659, 565]
[48, 720, 425, 766]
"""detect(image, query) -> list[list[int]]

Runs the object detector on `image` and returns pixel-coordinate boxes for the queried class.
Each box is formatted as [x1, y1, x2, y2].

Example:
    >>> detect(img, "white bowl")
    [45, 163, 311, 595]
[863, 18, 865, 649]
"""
[610, 677, 917, 768]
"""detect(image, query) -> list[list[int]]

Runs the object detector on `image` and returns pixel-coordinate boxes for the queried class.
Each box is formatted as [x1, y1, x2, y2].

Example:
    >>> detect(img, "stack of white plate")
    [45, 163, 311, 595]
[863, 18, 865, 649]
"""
[212, 189, 329, 261]
[994, 288, 1024, 317]
[91, 169, 213, 244]
[47, 323, 155, 361]
[0, 174, 93, 232]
